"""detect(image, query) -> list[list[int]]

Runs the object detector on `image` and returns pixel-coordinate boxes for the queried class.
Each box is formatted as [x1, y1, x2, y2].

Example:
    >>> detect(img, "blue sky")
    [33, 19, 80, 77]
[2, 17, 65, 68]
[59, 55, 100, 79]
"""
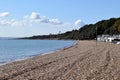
[0, 0, 120, 37]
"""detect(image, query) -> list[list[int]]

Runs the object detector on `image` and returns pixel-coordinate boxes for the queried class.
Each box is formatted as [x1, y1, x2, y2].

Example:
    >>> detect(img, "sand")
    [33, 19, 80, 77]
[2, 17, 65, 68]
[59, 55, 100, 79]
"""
[0, 40, 120, 80]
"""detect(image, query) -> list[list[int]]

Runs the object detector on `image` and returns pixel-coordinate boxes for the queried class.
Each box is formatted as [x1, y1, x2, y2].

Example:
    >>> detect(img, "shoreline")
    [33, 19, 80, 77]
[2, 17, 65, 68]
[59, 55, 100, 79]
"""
[0, 40, 120, 80]
[0, 40, 76, 66]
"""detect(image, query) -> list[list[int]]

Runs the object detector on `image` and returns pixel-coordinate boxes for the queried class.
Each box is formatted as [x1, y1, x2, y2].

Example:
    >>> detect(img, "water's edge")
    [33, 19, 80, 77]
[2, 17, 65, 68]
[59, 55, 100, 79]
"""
[0, 40, 76, 66]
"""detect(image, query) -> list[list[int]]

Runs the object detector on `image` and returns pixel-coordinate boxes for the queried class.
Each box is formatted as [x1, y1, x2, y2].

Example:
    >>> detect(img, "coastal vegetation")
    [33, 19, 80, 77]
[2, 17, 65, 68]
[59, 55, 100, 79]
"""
[21, 17, 120, 40]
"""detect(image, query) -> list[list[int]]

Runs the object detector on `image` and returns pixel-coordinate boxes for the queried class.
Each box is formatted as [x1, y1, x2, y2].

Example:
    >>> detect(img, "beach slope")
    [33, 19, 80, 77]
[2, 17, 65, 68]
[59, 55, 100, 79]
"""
[0, 41, 120, 80]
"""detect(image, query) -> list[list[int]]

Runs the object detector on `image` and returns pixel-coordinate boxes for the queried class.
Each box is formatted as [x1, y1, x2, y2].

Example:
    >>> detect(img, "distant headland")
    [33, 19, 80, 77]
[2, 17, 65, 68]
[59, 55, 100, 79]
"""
[19, 17, 120, 40]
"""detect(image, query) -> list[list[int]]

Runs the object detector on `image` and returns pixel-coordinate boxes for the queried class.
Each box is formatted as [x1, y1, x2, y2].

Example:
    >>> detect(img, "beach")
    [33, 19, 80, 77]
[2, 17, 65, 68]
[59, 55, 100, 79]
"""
[0, 40, 120, 80]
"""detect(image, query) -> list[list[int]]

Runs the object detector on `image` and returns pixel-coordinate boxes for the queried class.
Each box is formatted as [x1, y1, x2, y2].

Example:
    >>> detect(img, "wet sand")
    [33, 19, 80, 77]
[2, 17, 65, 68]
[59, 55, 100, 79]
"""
[0, 40, 120, 80]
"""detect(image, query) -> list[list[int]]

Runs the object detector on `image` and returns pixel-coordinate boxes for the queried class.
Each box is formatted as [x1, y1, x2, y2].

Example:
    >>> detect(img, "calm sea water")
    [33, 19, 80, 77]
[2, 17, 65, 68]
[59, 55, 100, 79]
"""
[0, 40, 75, 64]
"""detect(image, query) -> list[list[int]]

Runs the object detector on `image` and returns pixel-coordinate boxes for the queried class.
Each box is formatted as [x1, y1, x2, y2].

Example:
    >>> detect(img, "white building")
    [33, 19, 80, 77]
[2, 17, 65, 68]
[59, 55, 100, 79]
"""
[97, 35, 120, 43]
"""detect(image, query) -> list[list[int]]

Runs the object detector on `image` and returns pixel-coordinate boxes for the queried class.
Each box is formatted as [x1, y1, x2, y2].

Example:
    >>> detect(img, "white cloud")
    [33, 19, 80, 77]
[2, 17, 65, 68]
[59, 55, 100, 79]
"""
[0, 12, 9, 17]
[36, 16, 49, 23]
[0, 12, 85, 28]
[28, 12, 48, 22]
[29, 12, 40, 20]
[11, 21, 24, 27]
[49, 19, 62, 25]
[74, 19, 85, 27]
[26, 12, 63, 25]
[0, 12, 64, 27]
[0, 19, 27, 27]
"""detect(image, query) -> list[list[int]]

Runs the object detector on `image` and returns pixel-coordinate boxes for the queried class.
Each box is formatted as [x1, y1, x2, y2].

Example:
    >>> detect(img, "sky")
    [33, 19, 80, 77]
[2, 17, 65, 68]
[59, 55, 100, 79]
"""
[0, 0, 120, 37]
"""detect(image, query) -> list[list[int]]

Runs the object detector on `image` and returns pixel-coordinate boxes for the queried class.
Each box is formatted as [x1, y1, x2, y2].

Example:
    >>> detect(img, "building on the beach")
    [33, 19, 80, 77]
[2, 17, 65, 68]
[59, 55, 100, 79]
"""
[97, 35, 120, 44]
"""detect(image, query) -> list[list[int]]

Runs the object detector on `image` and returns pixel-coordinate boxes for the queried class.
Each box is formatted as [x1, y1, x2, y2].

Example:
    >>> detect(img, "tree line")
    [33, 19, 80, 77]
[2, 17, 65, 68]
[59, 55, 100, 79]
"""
[20, 17, 120, 40]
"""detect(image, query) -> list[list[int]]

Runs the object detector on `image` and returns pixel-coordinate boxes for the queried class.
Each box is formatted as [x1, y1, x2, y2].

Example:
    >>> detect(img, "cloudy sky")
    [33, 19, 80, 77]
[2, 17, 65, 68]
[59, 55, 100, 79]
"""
[0, 0, 120, 37]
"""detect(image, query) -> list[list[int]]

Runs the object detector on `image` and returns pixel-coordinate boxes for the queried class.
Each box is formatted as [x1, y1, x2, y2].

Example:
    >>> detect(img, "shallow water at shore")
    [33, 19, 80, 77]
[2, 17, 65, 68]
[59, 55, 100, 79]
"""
[0, 40, 75, 64]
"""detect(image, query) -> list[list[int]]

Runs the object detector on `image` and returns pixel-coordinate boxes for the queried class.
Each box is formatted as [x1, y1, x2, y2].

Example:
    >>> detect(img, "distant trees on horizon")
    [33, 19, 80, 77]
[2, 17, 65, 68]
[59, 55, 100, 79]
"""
[21, 17, 120, 40]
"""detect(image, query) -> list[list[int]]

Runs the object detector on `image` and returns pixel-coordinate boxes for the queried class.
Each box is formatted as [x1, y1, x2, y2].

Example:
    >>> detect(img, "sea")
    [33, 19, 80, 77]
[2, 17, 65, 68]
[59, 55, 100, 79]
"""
[0, 39, 75, 65]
